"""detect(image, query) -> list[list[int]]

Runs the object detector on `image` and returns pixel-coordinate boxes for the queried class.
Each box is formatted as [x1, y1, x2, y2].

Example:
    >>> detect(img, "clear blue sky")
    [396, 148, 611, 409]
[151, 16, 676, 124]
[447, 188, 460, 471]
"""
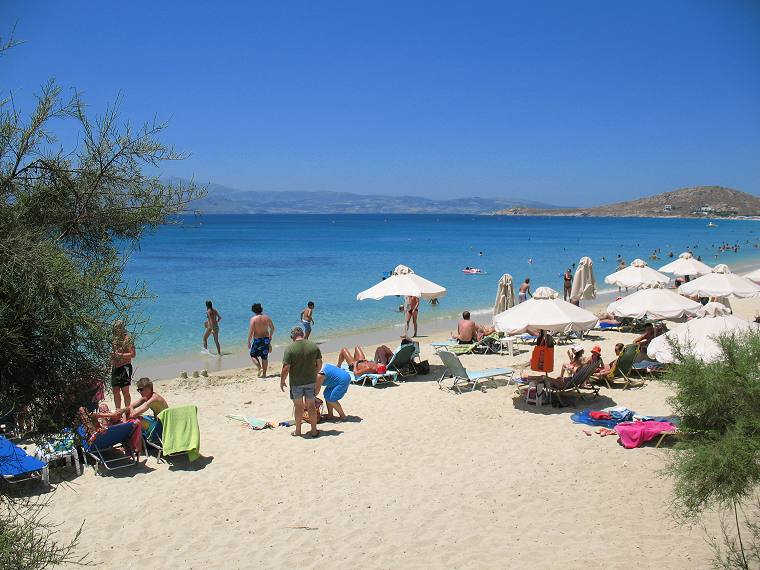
[3, 1, 759, 205]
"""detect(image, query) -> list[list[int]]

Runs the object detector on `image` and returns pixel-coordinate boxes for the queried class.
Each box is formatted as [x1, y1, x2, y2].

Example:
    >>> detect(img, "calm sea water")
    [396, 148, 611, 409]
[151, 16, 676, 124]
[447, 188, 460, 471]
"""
[125, 214, 760, 360]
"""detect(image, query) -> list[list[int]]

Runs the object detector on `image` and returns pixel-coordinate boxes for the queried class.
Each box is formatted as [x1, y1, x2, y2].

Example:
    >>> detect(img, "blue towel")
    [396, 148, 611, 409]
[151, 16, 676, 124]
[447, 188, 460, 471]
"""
[0, 436, 46, 477]
[570, 408, 624, 429]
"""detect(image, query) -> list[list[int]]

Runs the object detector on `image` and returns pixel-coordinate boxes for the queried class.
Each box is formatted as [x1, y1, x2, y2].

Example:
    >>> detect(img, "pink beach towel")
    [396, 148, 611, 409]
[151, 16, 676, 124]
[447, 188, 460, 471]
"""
[614, 421, 676, 449]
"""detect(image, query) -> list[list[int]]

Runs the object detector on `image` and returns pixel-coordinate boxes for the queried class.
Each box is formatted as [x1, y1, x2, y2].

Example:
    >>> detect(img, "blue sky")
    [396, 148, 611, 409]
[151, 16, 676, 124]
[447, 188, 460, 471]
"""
[3, 1, 759, 205]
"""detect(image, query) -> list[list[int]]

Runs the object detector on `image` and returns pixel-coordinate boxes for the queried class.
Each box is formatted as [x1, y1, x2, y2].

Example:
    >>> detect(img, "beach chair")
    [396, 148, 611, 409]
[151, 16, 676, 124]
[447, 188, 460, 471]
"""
[0, 435, 49, 486]
[431, 333, 501, 356]
[549, 362, 600, 406]
[595, 344, 643, 390]
[156, 405, 201, 462]
[437, 350, 515, 393]
[0, 406, 19, 439]
[347, 366, 398, 387]
[78, 421, 139, 474]
[386, 344, 417, 378]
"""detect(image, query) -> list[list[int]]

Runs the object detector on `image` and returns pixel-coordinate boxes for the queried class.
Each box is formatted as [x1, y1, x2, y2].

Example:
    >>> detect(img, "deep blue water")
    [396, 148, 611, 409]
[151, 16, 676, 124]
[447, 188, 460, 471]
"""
[125, 214, 760, 359]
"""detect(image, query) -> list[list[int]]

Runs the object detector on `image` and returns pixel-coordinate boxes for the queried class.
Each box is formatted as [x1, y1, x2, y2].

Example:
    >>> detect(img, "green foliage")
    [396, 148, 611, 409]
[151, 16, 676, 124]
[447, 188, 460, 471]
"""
[0, 30, 204, 569]
[665, 329, 760, 520]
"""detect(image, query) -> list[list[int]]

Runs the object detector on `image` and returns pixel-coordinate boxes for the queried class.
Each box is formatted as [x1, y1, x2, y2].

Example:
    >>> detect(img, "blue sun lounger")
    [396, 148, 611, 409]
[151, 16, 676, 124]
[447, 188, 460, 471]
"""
[78, 422, 138, 474]
[0, 435, 48, 485]
[437, 350, 515, 393]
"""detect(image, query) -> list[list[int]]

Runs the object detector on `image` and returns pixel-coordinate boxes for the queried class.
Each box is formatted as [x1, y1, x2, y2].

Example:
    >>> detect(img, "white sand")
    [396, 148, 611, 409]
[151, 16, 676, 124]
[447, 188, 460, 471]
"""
[42, 327, 720, 569]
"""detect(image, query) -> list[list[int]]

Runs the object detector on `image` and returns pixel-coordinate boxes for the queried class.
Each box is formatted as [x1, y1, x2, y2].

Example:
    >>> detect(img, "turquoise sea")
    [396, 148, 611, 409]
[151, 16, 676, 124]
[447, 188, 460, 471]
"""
[126, 214, 760, 363]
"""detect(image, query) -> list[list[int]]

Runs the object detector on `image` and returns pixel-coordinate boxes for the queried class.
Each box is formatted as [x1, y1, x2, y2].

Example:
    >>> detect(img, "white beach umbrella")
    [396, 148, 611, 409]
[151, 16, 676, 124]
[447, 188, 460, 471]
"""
[570, 256, 597, 301]
[658, 252, 713, 277]
[745, 268, 760, 284]
[493, 273, 515, 315]
[606, 285, 702, 320]
[604, 258, 670, 290]
[678, 264, 760, 299]
[356, 264, 447, 300]
[647, 303, 758, 363]
[493, 286, 599, 334]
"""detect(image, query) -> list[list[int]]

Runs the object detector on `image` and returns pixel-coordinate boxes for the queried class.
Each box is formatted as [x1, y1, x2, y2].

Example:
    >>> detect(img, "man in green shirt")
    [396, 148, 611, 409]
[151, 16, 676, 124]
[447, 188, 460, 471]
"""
[281, 326, 323, 438]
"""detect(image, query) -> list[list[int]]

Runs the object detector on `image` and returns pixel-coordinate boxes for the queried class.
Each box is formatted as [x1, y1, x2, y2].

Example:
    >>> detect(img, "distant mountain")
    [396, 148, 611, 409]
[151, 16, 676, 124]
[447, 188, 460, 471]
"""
[494, 186, 760, 218]
[169, 178, 558, 214]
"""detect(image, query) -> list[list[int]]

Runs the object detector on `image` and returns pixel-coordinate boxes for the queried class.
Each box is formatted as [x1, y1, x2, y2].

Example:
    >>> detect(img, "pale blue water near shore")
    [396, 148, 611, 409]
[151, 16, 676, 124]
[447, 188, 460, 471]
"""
[126, 214, 760, 365]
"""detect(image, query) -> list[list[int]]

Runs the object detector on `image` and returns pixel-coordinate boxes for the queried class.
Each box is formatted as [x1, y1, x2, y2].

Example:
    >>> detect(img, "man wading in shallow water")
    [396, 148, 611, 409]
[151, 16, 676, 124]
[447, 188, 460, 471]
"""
[248, 303, 275, 378]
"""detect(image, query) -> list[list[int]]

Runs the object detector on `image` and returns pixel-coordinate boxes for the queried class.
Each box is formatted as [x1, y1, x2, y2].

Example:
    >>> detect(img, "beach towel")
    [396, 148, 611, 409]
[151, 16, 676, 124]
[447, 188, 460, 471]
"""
[158, 406, 200, 461]
[615, 421, 676, 449]
[570, 408, 621, 429]
[227, 415, 275, 430]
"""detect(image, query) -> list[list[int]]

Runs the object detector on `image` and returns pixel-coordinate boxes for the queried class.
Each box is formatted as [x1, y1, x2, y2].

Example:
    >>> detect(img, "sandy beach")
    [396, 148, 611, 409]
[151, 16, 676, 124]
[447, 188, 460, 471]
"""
[39, 318, 727, 569]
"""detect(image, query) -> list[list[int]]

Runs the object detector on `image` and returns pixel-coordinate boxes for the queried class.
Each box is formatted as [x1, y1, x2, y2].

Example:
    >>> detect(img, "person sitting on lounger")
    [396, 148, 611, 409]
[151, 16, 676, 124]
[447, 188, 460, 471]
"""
[634, 324, 656, 358]
[595, 343, 624, 376]
[454, 311, 479, 344]
[128, 377, 168, 419]
[548, 347, 602, 389]
[560, 346, 585, 378]
[337, 345, 391, 375]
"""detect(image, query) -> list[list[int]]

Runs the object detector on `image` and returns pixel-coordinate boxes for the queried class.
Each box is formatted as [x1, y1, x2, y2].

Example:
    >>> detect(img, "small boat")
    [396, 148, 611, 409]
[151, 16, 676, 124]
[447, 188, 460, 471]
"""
[462, 267, 484, 274]
[707, 222, 718, 228]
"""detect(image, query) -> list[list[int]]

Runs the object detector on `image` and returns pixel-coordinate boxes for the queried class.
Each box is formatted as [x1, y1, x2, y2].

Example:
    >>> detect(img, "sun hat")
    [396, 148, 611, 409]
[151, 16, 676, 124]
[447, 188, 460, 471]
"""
[591, 345, 602, 354]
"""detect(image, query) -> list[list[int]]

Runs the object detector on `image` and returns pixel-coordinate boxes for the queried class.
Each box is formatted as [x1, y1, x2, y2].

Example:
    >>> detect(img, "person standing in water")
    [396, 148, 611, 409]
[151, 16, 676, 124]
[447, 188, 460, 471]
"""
[110, 321, 136, 409]
[518, 278, 532, 303]
[248, 303, 275, 378]
[202, 300, 222, 355]
[300, 301, 315, 339]
[563, 269, 573, 301]
[404, 295, 420, 337]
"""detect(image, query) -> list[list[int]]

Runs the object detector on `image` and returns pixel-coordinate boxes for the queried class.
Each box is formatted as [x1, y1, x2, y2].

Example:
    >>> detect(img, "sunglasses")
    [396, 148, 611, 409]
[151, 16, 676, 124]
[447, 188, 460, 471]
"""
[137, 387, 147, 392]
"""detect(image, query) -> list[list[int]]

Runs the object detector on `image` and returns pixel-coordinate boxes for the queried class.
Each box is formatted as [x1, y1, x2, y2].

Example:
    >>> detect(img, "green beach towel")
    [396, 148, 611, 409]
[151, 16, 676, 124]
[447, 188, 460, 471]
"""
[158, 405, 200, 462]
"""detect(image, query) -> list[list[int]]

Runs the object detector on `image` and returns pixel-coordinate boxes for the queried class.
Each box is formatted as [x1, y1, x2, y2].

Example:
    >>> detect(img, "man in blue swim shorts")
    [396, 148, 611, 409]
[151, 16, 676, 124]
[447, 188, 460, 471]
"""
[316, 363, 350, 420]
[248, 303, 276, 378]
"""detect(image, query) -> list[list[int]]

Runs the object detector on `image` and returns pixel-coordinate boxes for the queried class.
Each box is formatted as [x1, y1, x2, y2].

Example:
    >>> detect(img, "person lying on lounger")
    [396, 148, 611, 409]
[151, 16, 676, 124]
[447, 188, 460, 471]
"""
[336, 345, 392, 375]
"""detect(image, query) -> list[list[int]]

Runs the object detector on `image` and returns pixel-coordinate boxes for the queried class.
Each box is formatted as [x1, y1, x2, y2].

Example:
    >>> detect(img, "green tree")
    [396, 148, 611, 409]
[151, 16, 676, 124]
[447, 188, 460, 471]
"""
[0, 30, 203, 568]
[666, 328, 760, 569]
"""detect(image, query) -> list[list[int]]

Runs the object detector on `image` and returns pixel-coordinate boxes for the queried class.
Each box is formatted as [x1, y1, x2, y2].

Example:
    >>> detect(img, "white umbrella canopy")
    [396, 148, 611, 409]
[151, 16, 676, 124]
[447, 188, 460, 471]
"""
[658, 252, 713, 277]
[604, 258, 670, 289]
[678, 264, 760, 299]
[745, 267, 760, 284]
[570, 256, 597, 300]
[493, 273, 515, 315]
[493, 286, 599, 334]
[647, 304, 758, 363]
[606, 285, 702, 320]
[356, 264, 447, 301]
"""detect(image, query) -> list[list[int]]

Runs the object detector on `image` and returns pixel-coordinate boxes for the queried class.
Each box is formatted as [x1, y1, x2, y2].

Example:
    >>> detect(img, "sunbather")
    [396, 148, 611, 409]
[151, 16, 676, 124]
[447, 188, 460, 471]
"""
[548, 348, 602, 389]
[560, 346, 585, 378]
[634, 323, 656, 358]
[128, 377, 168, 419]
[454, 311, 478, 343]
[336, 345, 390, 375]
[597, 343, 624, 377]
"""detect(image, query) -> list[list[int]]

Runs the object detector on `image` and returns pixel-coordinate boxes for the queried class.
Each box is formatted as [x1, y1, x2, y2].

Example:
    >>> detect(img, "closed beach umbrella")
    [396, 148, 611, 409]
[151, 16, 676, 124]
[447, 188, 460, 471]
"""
[647, 303, 758, 363]
[745, 268, 760, 284]
[493, 273, 515, 315]
[570, 256, 597, 300]
[604, 258, 670, 290]
[493, 286, 599, 334]
[678, 264, 760, 299]
[606, 285, 702, 320]
[356, 264, 447, 300]
[658, 252, 713, 277]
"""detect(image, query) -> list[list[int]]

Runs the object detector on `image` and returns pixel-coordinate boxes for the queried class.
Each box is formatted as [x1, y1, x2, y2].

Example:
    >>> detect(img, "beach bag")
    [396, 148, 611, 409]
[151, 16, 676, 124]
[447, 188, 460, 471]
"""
[414, 360, 430, 375]
[531, 345, 554, 373]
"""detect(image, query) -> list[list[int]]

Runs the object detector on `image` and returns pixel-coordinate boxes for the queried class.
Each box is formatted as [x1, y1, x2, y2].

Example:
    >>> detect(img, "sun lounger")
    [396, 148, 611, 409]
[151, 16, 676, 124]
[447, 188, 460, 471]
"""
[387, 344, 417, 378]
[437, 350, 515, 393]
[78, 421, 139, 474]
[549, 362, 600, 406]
[345, 366, 398, 387]
[431, 333, 501, 356]
[0, 435, 49, 485]
[0, 406, 19, 439]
